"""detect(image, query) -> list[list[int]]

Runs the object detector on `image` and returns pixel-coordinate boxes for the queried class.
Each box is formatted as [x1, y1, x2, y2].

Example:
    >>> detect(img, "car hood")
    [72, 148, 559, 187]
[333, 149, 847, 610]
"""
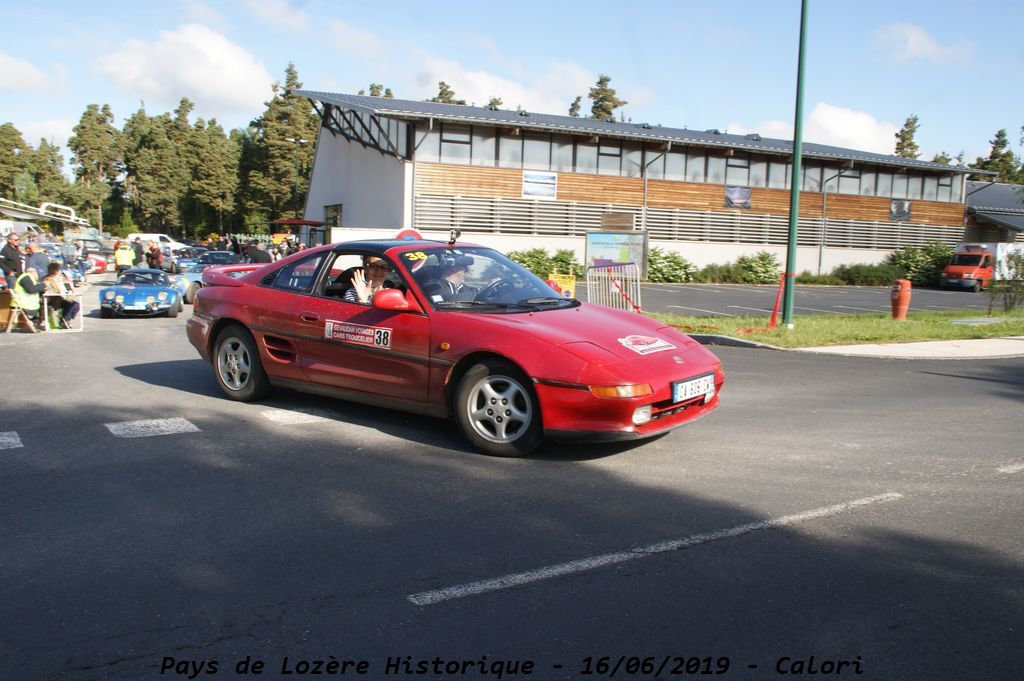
[101, 284, 178, 302]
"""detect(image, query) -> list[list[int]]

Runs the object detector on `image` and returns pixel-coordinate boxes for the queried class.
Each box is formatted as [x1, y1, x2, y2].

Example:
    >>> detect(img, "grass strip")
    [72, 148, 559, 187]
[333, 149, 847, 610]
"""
[650, 309, 1024, 349]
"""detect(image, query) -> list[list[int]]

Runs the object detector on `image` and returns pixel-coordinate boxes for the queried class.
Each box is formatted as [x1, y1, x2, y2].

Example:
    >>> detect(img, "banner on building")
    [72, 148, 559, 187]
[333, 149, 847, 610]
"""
[724, 186, 752, 209]
[522, 171, 557, 199]
[890, 200, 911, 222]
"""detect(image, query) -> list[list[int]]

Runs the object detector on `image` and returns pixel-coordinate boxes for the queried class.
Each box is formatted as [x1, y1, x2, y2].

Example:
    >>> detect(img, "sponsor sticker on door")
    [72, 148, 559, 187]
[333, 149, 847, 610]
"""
[617, 334, 675, 355]
[325, 320, 392, 349]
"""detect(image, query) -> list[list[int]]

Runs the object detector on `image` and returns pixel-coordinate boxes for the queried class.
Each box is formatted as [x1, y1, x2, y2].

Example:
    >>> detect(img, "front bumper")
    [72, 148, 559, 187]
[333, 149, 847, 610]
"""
[940, 277, 979, 289]
[101, 302, 174, 316]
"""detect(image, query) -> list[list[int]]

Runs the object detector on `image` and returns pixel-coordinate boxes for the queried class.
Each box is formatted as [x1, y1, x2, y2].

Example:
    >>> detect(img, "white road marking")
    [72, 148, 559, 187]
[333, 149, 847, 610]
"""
[261, 407, 338, 424]
[104, 418, 200, 438]
[727, 305, 774, 313]
[997, 462, 1024, 474]
[407, 492, 903, 606]
[667, 305, 738, 317]
[925, 305, 959, 310]
[0, 432, 24, 450]
[794, 306, 846, 314]
[835, 305, 887, 312]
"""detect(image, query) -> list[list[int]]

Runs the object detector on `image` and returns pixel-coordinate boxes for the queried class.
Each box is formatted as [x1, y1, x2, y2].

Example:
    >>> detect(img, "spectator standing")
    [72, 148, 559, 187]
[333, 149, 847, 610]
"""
[114, 241, 136, 274]
[1, 232, 24, 288]
[132, 237, 145, 266]
[145, 242, 162, 269]
[249, 241, 273, 264]
[25, 242, 50, 279]
[59, 239, 77, 269]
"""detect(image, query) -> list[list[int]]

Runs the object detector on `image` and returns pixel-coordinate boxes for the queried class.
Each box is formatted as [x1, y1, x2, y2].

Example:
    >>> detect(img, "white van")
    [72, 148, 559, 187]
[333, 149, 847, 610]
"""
[126, 233, 189, 251]
[0, 219, 42, 238]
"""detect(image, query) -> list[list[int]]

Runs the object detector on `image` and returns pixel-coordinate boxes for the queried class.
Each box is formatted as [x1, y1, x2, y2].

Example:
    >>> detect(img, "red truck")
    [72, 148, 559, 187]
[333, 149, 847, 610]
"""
[940, 242, 1024, 292]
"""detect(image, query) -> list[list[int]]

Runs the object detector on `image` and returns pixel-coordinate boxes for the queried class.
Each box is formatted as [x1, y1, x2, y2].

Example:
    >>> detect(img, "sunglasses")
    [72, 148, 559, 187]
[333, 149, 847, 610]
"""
[366, 263, 389, 271]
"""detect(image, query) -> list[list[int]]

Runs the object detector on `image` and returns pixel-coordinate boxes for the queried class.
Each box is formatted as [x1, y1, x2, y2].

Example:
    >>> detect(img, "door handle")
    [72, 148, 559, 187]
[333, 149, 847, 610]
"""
[299, 312, 319, 323]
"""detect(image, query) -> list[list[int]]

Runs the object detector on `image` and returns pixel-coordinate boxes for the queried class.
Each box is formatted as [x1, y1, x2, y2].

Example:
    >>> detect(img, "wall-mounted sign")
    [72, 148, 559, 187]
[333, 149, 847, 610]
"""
[522, 171, 557, 199]
[890, 200, 911, 222]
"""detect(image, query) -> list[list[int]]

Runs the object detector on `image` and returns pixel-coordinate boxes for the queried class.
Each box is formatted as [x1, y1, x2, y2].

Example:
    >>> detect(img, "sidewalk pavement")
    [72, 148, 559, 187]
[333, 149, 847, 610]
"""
[693, 334, 1024, 360]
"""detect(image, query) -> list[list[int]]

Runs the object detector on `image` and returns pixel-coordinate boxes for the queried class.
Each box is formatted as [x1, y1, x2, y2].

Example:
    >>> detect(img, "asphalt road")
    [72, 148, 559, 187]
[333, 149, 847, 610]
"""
[1, 293, 1022, 681]
[580, 283, 994, 318]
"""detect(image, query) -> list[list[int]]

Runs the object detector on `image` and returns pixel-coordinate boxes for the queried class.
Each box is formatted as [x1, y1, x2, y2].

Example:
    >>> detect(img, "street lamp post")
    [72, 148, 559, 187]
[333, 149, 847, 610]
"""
[285, 137, 307, 220]
[818, 163, 852, 275]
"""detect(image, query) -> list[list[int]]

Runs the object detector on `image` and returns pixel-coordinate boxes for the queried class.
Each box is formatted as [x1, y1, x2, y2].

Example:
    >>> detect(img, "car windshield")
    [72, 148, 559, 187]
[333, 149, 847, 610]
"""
[951, 254, 983, 266]
[198, 252, 237, 264]
[403, 246, 577, 312]
[120, 271, 169, 286]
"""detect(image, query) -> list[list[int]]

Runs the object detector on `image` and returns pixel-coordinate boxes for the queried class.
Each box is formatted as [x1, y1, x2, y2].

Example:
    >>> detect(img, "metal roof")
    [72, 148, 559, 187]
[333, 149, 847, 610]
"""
[297, 90, 974, 174]
[966, 181, 1024, 213]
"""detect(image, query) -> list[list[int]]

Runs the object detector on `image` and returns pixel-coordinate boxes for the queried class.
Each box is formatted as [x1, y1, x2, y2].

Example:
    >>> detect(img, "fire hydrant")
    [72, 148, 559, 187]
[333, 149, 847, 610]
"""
[891, 279, 912, 320]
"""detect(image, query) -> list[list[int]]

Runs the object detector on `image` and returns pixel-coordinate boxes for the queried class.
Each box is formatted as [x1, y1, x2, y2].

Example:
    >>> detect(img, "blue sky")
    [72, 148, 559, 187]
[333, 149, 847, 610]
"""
[3, 0, 1022, 168]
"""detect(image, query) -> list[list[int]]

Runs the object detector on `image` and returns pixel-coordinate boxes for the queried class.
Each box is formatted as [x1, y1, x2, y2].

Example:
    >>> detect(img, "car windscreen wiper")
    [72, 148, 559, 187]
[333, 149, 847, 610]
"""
[517, 296, 580, 308]
[436, 300, 538, 311]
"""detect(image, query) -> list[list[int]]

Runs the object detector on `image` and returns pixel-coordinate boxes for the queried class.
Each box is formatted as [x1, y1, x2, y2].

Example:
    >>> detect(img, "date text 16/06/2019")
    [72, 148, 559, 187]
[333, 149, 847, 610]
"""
[160, 654, 864, 678]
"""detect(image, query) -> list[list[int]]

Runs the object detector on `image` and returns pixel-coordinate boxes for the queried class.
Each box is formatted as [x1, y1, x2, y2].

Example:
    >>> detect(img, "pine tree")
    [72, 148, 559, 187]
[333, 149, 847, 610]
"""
[384, 88, 394, 98]
[588, 75, 626, 121]
[124, 112, 188, 231]
[894, 115, 920, 159]
[486, 97, 503, 109]
[24, 139, 71, 207]
[932, 151, 952, 165]
[428, 82, 466, 105]
[368, 83, 383, 97]
[190, 119, 239, 231]
[68, 103, 122, 228]
[0, 123, 27, 200]
[245, 63, 320, 221]
[568, 96, 581, 118]
[972, 129, 1021, 184]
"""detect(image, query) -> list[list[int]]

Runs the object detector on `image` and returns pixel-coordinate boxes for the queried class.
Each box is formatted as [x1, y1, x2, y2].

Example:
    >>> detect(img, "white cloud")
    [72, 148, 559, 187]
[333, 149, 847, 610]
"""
[728, 103, 899, 155]
[20, 119, 76, 150]
[327, 19, 387, 58]
[95, 24, 274, 115]
[240, 0, 309, 33]
[874, 24, 971, 63]
[0, 53, 49, 91]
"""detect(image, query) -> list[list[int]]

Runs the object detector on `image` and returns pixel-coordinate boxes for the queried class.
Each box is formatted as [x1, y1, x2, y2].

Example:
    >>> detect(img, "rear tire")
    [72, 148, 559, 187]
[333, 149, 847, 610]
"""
[454, 359, 542, 457]
[166, 301, 179, 318]
[185, 282, 200, 304]
[213, 325, 271, 401]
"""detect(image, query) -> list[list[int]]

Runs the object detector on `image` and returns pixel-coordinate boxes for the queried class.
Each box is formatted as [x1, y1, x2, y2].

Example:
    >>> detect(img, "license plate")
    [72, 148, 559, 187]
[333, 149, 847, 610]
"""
[125, 304, 146, 310]
[672, 373, 716, 404]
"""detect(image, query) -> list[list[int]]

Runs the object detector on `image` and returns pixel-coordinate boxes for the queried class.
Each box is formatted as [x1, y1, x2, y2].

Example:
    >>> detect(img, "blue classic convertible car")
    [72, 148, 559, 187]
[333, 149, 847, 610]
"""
[99, 268, 186, 318]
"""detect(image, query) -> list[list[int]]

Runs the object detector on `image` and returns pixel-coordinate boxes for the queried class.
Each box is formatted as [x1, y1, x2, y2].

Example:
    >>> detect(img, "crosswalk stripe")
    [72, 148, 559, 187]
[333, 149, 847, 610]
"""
[104, 418, 200, 438]
[261, 408, 337, 425]
[0, 431, 24, 450]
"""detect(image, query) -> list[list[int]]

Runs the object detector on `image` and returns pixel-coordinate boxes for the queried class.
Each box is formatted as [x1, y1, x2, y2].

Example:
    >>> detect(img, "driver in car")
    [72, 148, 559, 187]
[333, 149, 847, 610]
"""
[421, 255, 476, 302]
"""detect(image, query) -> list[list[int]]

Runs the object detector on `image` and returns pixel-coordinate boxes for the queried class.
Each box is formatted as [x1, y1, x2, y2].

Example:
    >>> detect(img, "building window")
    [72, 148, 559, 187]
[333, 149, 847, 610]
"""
[937, 174, 952, 202]
[686, 151, 706, 183]
[923, 175, 938, 201]
[498, 132, 522, 169]
[726, 153, 749, 186]
[623, 142, 642, 178]
[665, 150, 686, 181]
[706, 153, 726, 184]
[749, 156, 767, 187]
[576, 140, 597, 174]
[471, 128, 496, 166]
[324, 204, 342, 228]
[876, 170, 893, 197]
[597, 140, 621, 176]
[523, 132, 551, 170]
[950, 175, 963, 202]
[892, 172, 908, 199]
[646, 147, 666, 179]
[860, 170, 876, 196]
[440, 123, 471, 164]
[768, 160, 789, 189]
[838, 169, 860, 195]
[415, 126, 440, 162]
[907, 173, 923, 200]
[552, 134, 574, 172]
[802, 163, 821, 191]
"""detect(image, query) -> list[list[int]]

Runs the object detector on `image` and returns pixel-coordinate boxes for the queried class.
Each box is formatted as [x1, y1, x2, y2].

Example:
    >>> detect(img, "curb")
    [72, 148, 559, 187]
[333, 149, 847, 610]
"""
[689, 334, 785, 351]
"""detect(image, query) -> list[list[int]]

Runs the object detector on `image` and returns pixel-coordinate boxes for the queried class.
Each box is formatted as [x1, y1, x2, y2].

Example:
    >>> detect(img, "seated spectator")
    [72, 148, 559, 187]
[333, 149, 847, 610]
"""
[10, 267, 46, 330]
[42, 262, 80, 328]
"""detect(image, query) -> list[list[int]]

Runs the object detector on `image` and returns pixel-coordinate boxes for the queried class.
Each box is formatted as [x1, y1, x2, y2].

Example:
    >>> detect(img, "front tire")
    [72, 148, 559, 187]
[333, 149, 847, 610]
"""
[185, 282, 200, 304]
[973, 280, 984, 293]
[454, 359, 542, 457]
[213, 325, 271, 401]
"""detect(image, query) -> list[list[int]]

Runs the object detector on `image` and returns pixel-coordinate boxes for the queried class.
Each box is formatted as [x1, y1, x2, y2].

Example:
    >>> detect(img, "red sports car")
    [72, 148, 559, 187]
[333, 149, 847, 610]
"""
[186, 239, 724, 456]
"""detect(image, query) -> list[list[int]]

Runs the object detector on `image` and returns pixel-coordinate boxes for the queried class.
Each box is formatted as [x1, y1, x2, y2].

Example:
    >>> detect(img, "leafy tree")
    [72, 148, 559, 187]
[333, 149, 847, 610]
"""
[486, 96, 503, 109]
[368, 83, 383, 96]
[931, 151, 952, 165]
[588, 75, 626, 121]
[22, 139, 71, 209]
[428, 81, 466, 105]
[568, 96, 582, 118]
[971, 129, 1021, 183]
[123, 111, 188, 232]
[244, 63, 320, 220]
[647, 247, 697, 283]
[886, 242, 953, 286]
[384, 88, 394, 98]
[68, 103, 122, 229]
[0, 123, 28, 199]
[894, 114, 920, 159]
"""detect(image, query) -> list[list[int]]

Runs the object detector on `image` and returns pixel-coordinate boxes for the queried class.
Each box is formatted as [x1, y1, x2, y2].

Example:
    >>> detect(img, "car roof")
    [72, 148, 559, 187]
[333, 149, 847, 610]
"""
[328, 238, 481, 255]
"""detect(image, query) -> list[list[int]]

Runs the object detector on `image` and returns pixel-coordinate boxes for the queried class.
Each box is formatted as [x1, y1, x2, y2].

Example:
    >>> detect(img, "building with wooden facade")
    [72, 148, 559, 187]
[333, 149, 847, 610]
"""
[297, 91, 976, 272]
[964, 181, 1024, 243]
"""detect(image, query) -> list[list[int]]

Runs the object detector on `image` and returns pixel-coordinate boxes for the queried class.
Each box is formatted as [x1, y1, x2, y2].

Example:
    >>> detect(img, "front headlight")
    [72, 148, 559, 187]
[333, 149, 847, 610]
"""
[157, 292, 167, 301]
[104, 291, 115, 300]
[962, 273, 975, 279]
[115, 295, 124, 303]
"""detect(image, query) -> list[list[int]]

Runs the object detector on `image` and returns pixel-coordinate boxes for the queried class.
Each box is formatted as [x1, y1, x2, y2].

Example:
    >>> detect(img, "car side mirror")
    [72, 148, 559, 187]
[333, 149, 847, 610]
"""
[372, 288, 423, 313]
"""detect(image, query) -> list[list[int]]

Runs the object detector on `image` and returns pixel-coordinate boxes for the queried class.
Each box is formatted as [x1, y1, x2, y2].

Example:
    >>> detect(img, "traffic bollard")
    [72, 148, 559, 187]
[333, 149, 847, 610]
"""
[891, 278, 911, 320]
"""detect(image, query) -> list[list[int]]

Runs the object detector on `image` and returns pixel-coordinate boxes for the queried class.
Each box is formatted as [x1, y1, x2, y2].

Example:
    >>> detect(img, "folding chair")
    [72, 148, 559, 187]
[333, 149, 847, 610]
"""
[4, 300, 39, 333]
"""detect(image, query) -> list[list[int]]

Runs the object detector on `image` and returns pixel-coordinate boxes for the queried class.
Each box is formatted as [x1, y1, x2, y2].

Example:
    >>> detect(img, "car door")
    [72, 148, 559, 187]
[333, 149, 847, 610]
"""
[247, 251, 330, 383]
[293, 252, 431, 404]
